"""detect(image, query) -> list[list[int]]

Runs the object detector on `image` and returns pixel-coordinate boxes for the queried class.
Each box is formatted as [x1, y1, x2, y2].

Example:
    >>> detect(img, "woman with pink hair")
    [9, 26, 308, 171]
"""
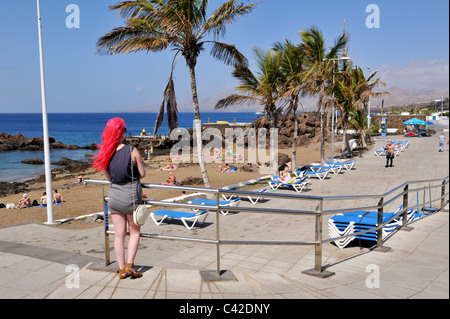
[93, 118, 146, 279]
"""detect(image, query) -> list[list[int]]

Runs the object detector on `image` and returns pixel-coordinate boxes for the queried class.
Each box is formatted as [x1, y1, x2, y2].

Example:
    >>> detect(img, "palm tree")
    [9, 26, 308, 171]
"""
[333, 65, 358, 155]
[348, 108, 367, 151]
[96, 0, 257, 188]
[272, 40, 309, 170]
[215, 47, 284, 173]
[299, 25, 348, 163]
[215, 47, 284, 127]
[334, 65, 388, 151]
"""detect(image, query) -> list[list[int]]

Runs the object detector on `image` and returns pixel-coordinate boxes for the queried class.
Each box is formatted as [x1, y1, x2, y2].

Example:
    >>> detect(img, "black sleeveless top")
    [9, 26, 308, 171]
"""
[107, 146, 140, 184]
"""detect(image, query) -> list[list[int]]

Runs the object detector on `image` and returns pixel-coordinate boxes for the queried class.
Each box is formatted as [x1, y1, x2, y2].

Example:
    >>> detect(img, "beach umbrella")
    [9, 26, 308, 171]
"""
[402, 118, 428, 126]
[37, 0, 56, 225]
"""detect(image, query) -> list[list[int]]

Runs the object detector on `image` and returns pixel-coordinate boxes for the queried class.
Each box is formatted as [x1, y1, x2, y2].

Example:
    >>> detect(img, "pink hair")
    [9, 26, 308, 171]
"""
[92, 118, 126, 172]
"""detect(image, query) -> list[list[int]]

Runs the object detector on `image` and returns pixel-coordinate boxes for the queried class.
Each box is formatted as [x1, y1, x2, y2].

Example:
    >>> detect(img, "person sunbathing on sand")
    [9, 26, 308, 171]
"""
[53, 189, 63, 204]
[218, 163, 231, 172]
[158, 164, 178, 171]
[17, 194, 32, 209]
[161, 172, 177, 185]
[40, 192, 47, 205]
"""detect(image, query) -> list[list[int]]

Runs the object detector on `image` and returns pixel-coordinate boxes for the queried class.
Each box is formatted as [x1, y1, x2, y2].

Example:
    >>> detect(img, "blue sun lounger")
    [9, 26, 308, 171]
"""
[188, 198, 241, 215]
[293, 166, 330, 180]
[38, 202, 63, 207]
[325, 160, 356, 170]
[328, 206, 420, 248]
[374, 149, 400, 156]
[268, 175, 311, 193]
[303, 169, 329, 180]
[150, 209, 208, 230]
[222, 188, 268, 204]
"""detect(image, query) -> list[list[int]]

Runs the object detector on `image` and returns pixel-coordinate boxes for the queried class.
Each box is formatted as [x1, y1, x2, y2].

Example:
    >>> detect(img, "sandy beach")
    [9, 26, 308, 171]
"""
[0, 141, 342, 229]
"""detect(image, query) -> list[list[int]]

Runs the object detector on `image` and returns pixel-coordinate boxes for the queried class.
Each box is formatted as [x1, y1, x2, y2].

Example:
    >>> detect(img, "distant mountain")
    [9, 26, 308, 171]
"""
[370, 86, 449, 107]
[123, 86, 448, 113]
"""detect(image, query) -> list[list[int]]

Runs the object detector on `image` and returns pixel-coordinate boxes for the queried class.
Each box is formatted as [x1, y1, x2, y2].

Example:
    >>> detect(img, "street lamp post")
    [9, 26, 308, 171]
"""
[37, 0, 57, 225]
[366, 67, 379, 141]
[329, 56, 349, 161]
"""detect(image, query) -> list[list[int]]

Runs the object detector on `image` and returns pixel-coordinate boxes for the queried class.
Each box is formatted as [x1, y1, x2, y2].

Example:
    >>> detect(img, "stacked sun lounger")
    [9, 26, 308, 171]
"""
[328, 206, 421, 248]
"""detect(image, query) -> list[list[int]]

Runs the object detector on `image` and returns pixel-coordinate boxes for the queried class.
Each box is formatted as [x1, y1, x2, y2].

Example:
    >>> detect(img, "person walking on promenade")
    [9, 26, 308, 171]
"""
[385, 140, 396, 167]
[438, 133, 445, 152]
[92, 118, 147, 279]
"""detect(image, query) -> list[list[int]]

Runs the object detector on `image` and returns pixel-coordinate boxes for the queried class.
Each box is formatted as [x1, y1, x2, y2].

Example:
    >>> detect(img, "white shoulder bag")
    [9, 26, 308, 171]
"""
[130, 146, 149, 226]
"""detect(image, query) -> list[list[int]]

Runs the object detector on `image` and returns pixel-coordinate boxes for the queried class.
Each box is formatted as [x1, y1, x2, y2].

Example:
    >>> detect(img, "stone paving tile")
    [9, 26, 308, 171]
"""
[0, 129, 448, 300]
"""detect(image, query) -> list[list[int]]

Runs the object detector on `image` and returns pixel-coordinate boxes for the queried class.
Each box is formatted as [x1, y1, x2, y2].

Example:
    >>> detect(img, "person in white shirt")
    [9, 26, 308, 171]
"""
[438, 133, 446, 152]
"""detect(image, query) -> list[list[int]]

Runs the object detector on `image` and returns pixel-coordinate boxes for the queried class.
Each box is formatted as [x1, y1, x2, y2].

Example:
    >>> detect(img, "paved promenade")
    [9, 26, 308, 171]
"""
[0, 123, 448, 302]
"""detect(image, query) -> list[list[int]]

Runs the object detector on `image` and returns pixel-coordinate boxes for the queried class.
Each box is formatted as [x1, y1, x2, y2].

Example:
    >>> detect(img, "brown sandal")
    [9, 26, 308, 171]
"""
[118, 266, 129, 279]
[125, 263, 143, 278]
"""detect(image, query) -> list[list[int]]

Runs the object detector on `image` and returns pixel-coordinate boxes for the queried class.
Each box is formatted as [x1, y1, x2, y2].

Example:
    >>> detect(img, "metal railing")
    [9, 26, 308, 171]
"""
[84, 175, 449, 279]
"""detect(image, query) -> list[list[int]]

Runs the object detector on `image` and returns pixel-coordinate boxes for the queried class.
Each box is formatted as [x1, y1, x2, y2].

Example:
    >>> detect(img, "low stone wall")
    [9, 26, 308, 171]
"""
[371, 115, 427, 134]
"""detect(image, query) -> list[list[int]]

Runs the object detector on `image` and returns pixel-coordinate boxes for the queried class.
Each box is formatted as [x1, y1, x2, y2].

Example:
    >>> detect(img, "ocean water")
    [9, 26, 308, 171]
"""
[0, 112, 257, 182]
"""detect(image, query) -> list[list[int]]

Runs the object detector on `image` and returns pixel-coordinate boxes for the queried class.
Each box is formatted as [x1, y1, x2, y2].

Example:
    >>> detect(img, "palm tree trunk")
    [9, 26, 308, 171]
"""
[360, 131, 367, 148]
[269, 110, 279, 176]
[188, 64, 212, 188]
[341, 116, 351, 157]
[319, 86, 326, 164]
[291, 101, 298, 170]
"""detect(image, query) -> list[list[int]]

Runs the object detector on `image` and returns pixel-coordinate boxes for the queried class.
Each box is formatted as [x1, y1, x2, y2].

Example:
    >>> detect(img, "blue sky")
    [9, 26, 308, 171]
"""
[0, 0, 448, 113]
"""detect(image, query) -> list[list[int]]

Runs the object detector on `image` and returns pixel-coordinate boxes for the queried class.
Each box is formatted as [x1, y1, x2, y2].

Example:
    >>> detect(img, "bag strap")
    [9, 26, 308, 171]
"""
[130, 146, 136, 212]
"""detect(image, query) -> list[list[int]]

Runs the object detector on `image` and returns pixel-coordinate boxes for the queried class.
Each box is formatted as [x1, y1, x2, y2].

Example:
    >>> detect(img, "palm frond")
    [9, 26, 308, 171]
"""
[202, 0, 257, 40]
[109, 0, 164, 19]
[215, 94, 258, 109]
[154, 72, 178, 135]
[153, 100, 166, 136]
[209, 41, 248, 68]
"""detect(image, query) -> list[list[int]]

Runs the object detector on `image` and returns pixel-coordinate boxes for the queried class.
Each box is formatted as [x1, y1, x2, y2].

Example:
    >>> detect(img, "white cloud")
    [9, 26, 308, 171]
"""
[378, 58, 449, 91]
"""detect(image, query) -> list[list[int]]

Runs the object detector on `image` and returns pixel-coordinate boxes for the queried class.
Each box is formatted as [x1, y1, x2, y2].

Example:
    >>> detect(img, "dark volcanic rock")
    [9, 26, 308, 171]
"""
[51, 157, 91, 172]
[178, 176, 204, 186]
[0, 181, 29, 198]
[0, 132, 97, 151]
[251, 112, 322, 148]
[21, 157, 44, 165]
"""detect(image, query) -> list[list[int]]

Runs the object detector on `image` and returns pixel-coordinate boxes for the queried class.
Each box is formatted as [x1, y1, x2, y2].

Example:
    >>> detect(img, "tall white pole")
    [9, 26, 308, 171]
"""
[367, 67, 373, 139]
[37, 0, 56, 225]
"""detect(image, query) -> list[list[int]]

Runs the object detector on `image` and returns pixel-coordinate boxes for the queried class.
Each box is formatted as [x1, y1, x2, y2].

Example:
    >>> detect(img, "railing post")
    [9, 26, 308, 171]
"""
[200, 191, 237, 282]
[302, 200, 335, 278]
[215, 192, 221, 276]
[441, 179, 446, 211]
[374, 197, 391, 252]
[103, 185, 111, 266]
[401, 184, 413, 231]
